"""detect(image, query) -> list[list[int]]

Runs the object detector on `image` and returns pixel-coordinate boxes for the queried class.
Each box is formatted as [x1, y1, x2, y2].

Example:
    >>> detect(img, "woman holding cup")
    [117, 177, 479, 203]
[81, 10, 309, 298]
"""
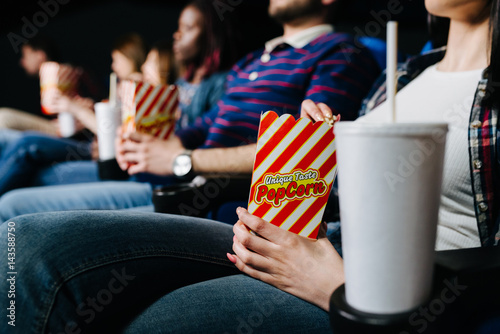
[0, 40, 172, 194]
[0, 0, 243, 195]
[0, 34, 149, 194]
[301, 0, 499, 316]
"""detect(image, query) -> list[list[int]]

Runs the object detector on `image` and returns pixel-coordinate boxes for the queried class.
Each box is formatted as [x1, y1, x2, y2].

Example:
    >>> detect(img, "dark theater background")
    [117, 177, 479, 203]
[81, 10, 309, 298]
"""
[0, 0, 427, 115]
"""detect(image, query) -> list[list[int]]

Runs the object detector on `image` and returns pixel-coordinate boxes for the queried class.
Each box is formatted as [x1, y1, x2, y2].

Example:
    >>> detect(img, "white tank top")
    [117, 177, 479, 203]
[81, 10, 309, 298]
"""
[359, 63, 484, 250]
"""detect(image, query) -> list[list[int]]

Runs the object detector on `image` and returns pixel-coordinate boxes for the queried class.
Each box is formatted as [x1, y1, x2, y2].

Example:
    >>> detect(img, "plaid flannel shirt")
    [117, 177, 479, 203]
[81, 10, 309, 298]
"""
[359, 48, 500, 247]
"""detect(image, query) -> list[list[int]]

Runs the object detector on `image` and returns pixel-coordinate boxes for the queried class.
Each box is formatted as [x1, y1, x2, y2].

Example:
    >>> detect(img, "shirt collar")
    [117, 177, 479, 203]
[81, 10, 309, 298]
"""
[264, 24, 334, 53]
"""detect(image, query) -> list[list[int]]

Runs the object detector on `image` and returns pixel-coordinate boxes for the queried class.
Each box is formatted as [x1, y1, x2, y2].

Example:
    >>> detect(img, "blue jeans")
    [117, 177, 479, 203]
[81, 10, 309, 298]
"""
[0, 129, 23, 155]
[0, 211, 331, 333]
[0, 132, 92, 195]
[0, 181, 153, 222]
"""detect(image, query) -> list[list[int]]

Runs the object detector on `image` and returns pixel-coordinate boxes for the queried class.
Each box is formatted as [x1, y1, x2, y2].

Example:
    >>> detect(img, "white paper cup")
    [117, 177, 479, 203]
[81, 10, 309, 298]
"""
[95, 102, 121, 160]
[58, 112, 76, 137]
[335, 122, 448, 314]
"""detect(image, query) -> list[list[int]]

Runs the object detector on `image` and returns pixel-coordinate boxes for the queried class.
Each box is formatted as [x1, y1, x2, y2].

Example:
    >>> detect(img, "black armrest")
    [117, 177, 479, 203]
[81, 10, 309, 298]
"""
[434, 245, 500, 273]
[97, 158, 129, 180]
[152, 174, 252, 217]
[330, 246, 500, 334]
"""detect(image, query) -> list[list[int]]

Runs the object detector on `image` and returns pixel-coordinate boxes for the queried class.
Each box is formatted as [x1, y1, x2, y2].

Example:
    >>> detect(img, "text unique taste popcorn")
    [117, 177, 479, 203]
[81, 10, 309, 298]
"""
[248, 111, 337, 239]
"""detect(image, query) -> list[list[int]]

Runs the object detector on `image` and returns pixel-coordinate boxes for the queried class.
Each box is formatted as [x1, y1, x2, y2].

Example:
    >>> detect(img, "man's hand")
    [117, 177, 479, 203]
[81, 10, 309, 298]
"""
[228, 207, 344, 312]
[44, 90, 72, 114]
[116, 129, 185, 176]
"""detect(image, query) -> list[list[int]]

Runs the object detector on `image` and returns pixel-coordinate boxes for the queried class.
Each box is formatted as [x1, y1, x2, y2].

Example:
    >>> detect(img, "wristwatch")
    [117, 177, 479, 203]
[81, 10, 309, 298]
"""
[172, 150, 194, 179]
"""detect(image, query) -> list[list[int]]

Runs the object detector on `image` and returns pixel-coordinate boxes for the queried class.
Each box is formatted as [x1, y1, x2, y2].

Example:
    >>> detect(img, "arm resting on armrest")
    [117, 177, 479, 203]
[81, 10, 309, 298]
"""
[192, 144, 256, 174]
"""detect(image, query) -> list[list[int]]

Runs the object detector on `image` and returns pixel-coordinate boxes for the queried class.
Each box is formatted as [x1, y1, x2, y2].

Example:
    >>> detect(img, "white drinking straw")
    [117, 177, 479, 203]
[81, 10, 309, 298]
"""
[109, 72, 117, 105]
[386, 21, 398, 123]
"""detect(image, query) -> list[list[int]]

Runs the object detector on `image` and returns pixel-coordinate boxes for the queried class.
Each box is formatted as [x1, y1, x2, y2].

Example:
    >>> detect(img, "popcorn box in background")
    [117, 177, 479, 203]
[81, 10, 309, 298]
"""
[39, 62, 82, 114]
[248, 111, 337, 239]
[120, 80, 179, 139]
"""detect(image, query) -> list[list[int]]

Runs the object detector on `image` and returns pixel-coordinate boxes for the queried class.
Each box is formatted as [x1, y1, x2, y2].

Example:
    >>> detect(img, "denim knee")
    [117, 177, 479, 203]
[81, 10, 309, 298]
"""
[0, 191, 24, 223]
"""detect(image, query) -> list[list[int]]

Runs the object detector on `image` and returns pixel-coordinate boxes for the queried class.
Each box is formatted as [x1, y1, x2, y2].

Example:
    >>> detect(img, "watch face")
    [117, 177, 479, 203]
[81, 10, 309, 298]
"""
[173, 154, 192, 176]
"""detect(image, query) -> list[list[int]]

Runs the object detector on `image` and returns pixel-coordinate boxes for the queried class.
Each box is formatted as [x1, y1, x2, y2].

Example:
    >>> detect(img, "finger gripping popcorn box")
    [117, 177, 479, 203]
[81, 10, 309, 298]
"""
[120, 80, 179, 139]
[39, 61, 83, 114]
[248, 111, 338, 239]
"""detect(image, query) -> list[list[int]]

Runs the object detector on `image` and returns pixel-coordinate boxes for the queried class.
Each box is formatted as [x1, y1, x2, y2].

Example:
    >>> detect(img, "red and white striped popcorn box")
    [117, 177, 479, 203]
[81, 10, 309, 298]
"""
[120, 80, 179, 140]
[39, 62, 82, 114]
[247, 111, 337, 239]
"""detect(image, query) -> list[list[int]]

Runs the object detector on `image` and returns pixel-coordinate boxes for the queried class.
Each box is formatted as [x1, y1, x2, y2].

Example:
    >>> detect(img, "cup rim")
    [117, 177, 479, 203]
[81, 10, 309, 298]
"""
[334, 121, 448, 136]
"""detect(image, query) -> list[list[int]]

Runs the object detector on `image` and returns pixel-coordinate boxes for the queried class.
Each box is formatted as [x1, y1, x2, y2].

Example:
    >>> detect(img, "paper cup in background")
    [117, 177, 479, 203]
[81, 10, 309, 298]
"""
[58, 112, 77, 138]
[95, 101, 121, 160]
[95, 101, 128, 181]
[335, 122, 448, 314]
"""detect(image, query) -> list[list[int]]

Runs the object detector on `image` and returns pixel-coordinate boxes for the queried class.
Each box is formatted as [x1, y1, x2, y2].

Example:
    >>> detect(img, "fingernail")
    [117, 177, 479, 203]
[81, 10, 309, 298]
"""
[227, 253, 237, 264]
[316, 114, 324, 121]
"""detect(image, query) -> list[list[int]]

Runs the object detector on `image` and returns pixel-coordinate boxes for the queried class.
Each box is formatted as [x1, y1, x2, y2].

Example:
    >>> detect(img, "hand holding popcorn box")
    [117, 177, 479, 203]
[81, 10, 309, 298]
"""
[39, 62, 83, 137]
[248, 111, 338, 239]
[39, 61, 82, 115]
[120, 80, 179, 139]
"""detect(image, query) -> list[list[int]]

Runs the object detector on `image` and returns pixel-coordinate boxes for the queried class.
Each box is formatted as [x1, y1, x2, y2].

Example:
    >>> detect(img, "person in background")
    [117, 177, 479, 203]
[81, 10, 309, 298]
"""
[0, 0, 380, 219]
[0, 38, 176, 196]
[29, 40, 181, 187]
[0, 33, 147, 196]
[0, 35, 105, 138]
[0, 33, 148, 194]
[174, 0, 242, 128]
[0, 35, 61, 137]
[111, 32, 147, 82]
[43, 32, 150, 136]
[141, 40, 178, 86]
[0, 0, 247, 211]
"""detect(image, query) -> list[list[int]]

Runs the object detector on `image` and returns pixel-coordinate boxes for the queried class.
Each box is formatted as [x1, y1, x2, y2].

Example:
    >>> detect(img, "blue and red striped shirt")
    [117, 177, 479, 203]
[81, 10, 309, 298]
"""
[176, 30, 380, 149]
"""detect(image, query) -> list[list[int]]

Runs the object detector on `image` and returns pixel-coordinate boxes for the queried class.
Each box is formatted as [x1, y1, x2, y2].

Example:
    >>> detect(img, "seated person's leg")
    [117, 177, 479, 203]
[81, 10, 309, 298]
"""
[32, 160, 101, 186]
[0, 211, 239, 333]
[124, 275, 330, 334]
[0, 181, 152, 223]
[121, 205, 155, 212]
[0, 107, 58, 135]
[0, 129, 23, 156]
[0, 132, 92, 195]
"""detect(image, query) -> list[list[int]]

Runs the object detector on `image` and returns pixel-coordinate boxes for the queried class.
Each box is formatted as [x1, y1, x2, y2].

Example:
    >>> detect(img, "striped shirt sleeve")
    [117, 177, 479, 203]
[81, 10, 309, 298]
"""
[305, 38, 380, 121]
